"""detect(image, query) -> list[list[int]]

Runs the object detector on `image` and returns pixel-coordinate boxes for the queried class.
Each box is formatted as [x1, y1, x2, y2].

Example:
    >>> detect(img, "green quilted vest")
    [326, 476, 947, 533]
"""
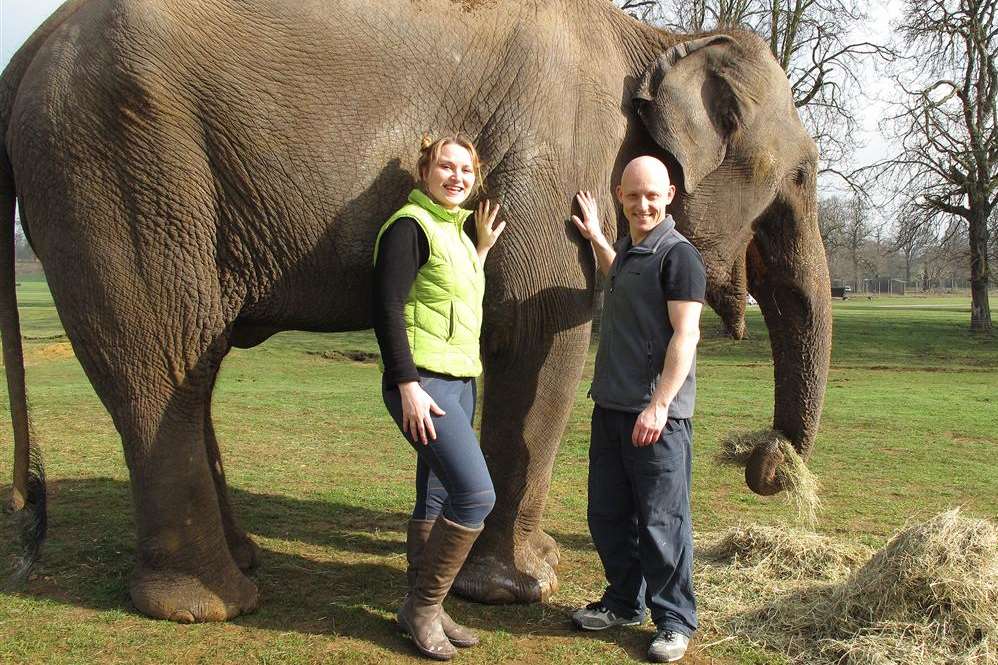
[373, 189, 485, 378]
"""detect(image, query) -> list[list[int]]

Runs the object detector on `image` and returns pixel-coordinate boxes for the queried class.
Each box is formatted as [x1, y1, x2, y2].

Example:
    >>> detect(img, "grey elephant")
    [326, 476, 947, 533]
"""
[1, 0, 830, 622]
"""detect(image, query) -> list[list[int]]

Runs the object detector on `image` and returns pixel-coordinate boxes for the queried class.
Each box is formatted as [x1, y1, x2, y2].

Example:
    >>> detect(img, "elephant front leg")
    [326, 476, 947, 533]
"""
[454, 321, 591, 604]
[704, 250, 749, 340]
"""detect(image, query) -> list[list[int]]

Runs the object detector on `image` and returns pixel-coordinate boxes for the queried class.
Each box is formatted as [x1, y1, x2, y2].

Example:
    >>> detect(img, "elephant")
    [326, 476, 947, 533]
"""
[1, 0, 831, 622]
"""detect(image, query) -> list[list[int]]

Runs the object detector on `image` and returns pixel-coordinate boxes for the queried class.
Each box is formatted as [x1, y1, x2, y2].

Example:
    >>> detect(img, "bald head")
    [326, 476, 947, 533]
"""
[620, 156, 672, 187]
[616, 156, 677, 243]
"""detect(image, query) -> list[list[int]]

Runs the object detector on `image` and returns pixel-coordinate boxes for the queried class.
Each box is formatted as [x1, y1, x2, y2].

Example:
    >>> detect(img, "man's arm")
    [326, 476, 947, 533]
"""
[631, 300, 702, 446]
[571, 190, 615, 277]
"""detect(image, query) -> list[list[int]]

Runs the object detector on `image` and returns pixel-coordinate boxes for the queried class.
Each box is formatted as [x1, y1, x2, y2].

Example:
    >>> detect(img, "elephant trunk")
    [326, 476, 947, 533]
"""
[745, 195, 831, 496]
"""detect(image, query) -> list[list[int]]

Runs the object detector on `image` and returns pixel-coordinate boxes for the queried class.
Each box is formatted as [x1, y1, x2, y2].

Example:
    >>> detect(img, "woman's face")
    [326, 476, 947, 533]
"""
[423, 143, 476, 209]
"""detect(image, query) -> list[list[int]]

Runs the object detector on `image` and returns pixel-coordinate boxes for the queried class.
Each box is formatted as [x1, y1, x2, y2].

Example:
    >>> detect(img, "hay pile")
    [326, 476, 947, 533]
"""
[717, 430, 821, 524]
[698, 509, 998, 664]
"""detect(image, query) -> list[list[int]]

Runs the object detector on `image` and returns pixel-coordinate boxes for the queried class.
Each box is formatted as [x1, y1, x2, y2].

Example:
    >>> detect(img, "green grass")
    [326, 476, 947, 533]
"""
[0, 283, 996, 664]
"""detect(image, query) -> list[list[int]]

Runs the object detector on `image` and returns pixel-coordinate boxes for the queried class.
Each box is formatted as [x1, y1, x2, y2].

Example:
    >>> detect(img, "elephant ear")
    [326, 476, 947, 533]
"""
[634, 34, 755, 193]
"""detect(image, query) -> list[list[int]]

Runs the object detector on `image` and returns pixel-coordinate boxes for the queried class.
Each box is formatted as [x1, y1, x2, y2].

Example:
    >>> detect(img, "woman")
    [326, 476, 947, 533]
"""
[372, 134, 504, 661]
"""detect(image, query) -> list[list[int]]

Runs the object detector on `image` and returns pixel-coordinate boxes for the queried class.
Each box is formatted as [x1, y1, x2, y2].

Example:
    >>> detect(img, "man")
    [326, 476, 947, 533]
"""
[570, 156, 705, 663]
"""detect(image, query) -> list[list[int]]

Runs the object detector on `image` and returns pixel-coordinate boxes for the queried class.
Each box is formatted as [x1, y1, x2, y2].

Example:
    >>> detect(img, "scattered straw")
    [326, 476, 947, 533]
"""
[774, 439, 820, 526]
[704, 523, 870, 581]
[716, 430, 821, 525]
[700, 509, 998, 664]
[716, 430, 759, 466]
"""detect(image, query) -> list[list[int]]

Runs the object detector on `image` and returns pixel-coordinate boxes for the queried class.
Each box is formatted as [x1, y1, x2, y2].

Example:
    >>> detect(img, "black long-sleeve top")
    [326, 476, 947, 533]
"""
[372, 217, 430, 385]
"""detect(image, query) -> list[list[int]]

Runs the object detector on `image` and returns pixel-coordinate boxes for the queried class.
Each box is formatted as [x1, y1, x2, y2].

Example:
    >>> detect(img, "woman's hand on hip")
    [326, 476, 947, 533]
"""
[475, 199, 505, 261]
[399, 381, 446, 445]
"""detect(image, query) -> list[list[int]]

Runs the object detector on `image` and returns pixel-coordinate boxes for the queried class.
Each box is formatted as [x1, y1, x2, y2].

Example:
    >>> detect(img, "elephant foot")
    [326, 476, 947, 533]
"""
[130, 561, 258, 623]
[452, 536, 559, 604]
[226, 528, 260, 572]
[528, 528, 560, 569]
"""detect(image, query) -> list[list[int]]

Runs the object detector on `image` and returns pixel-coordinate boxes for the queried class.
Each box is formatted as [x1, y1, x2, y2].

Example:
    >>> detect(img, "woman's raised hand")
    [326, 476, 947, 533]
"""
[475, 199, 505, 260]
[571, 190, 604, 243]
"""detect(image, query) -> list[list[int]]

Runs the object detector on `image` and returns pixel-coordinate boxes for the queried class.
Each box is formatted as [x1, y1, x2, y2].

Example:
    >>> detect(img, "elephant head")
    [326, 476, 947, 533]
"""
[632, 32, 831, 494]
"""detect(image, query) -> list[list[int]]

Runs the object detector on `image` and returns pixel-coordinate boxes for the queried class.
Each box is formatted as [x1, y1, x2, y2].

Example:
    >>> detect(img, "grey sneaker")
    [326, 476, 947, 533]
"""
[571, 601, 643, 631]
[648, 629, 690, 662]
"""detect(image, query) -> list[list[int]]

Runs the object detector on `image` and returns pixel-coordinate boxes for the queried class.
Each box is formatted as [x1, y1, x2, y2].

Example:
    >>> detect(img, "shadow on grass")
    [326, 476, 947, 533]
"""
[1, 477, 410, 656]
[3, 478, 662, 659]
[544, 529, 595, 553]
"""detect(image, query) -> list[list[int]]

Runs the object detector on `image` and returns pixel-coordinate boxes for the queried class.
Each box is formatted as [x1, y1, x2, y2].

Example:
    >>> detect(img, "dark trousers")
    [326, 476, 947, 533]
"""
[383, 370, 495, 528]
[587, 405, 697, 636]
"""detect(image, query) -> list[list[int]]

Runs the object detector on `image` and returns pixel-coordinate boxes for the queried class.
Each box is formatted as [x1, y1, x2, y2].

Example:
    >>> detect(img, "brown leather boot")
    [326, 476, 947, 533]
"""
[406, 519, 480, 648]
[398, 516, 483, 660]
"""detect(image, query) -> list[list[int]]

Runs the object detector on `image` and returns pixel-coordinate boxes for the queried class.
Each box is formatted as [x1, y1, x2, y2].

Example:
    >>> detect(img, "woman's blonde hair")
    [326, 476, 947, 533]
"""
[417, 133, 486, 199]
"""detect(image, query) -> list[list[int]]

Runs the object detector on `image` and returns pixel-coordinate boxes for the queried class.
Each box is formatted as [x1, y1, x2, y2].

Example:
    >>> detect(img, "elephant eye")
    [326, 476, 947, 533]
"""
[792, 162, 812, 187]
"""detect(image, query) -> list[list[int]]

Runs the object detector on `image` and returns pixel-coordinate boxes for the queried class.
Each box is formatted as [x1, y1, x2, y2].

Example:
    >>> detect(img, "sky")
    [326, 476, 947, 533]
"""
[0, 0, 65, 69]
[2, 0, 901, 198]
[844, 0, 906, 194]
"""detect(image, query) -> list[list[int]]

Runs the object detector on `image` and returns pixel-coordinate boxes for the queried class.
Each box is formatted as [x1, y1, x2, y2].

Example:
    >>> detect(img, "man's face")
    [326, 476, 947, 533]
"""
[615, 159, 676, 240]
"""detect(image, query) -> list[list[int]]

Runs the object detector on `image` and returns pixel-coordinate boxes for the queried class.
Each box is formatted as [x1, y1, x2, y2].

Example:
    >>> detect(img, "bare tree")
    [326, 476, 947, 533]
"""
[874, 0, 995, 331]
[614, 0, 895, 187]
[617, 0, 665, 22]
[818, 195, 849, 256]
[843, 195, 873, 291]
[13, 215, 36, 262]
[920, 220, 970, 290]
[892, 209, 937, 284]
[989, 205, 998, 285]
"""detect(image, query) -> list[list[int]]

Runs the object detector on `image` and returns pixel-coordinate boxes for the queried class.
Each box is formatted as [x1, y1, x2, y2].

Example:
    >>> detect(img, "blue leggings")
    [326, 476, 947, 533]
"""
[382, 370, 495, 528]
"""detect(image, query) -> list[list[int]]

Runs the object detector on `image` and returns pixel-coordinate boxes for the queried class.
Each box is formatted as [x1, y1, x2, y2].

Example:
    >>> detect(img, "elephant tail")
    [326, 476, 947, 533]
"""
[0, 157, 46, 588]
[0, 165, 45, 588]
[0, 17, 55, 587]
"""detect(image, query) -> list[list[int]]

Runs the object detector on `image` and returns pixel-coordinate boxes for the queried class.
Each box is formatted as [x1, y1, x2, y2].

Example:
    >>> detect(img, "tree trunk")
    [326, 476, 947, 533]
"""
[969, 206, 993, 332]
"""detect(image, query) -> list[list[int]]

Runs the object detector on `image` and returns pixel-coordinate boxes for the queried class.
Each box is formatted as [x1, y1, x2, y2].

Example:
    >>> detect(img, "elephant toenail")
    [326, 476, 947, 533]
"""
[169, 609, 196, 623]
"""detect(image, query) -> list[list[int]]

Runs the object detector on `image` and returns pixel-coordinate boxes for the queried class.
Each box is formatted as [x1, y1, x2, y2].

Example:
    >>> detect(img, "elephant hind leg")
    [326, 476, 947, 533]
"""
[49, 266, 258, 621]
[116, 334, 258, 622]
[22, 88, 257, 618]
[204, 386, 259, 572]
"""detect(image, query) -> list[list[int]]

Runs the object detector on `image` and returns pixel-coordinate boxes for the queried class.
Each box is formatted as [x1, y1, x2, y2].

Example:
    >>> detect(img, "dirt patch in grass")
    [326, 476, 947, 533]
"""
[306, 350, 380, 363]
[0, 338, 75, 366]
[840, 364, 998, 372]
[14, 341, 76, 366]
